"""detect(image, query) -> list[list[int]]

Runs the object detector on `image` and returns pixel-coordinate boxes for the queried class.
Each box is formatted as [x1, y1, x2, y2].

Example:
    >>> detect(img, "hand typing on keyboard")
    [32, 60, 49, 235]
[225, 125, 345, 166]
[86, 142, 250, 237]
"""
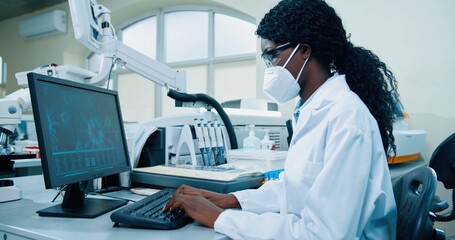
[162, 184, 240, 228]
[110, 185, 241, 229]
[110, 188, 193, 229]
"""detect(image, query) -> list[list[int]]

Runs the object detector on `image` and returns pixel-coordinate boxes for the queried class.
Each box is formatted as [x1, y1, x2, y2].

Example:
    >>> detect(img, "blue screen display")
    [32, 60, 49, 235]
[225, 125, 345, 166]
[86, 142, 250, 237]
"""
[28, 73, 131, 189]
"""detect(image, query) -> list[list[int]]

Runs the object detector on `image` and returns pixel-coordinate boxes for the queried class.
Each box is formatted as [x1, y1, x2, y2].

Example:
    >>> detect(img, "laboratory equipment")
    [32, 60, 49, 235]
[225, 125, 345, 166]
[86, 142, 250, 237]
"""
[132, 165, 264, 193]
[2, 0, 188, 154]
[167, 89, 238, 150]
[228, 149, 287, 173]
[194, 119, 207, 165]
[128, 109, 287, 192]
[131, 111, 289, 166]
[135, 165, 260, 182]
[0, 179, 22, 203]
[201, 121, 214, 165]
[8, 0, 292, 200]
[388, 96, 426, 164]
[28, 72, 131, 218]
[67, 0, 186, 89]
[15, 64, 97, 87]
[129, 110, 288, 191]
[261, 129, 275, 150]
[214, 120, 226, 165]
[174, 124, 199, 166]
[391, 129, 426, 163]
[0, 88, 31, 155]
[243, 125, 261, 150]
[110, 188, 192, 230]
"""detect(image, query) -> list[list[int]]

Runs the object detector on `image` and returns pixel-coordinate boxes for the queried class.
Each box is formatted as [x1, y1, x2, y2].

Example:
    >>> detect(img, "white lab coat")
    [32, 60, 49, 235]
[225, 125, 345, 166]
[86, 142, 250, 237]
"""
[214, 74, 397, 239]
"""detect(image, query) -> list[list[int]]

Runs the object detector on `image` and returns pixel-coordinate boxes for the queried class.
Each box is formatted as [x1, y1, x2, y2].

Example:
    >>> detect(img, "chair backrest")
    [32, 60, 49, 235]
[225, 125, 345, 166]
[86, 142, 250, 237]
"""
[429, 133, 455, 189]
[429, 132, 455, 222]
[393, 166, 437, 240]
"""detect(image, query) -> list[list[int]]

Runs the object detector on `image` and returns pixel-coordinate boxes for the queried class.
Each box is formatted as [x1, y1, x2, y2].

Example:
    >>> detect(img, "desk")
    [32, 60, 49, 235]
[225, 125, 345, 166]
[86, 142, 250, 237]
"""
[12, 158, 42, 178]
[0, 159, 426, 240]
[12, 158, 41, 168]
[0, 158, 42, 178]
[0, 175, 228, 240]
[11, 157, 426, 179]
[389, 157, 426, 181]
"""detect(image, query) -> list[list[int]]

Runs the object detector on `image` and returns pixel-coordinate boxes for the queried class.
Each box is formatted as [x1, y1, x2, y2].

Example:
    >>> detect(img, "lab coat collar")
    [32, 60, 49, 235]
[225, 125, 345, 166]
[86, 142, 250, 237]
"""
[295, 72, 349, 112]
[292, 73, 350, 130]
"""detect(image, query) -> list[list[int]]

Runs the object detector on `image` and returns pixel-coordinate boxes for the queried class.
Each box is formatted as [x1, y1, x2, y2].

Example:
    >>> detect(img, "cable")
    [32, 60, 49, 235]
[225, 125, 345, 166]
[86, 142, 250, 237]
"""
[51, 185, 67, 202]
[106, 58, 117, 89]
[167, 89, 238, 149]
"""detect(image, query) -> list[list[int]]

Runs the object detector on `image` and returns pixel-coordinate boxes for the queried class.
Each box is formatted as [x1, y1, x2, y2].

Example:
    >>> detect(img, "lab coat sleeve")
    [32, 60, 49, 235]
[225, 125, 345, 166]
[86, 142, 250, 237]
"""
[214, 118, 375, 239]
[231, 179, 281, 213]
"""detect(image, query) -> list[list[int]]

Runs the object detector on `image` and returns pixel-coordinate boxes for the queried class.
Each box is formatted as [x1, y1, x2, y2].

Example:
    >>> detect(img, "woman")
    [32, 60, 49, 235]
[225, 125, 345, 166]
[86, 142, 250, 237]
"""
[163, 0, 399, 238]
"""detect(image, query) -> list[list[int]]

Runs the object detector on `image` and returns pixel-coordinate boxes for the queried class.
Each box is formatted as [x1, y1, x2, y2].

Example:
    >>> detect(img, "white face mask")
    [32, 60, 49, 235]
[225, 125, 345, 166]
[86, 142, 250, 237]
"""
[263, 43, 309, 104]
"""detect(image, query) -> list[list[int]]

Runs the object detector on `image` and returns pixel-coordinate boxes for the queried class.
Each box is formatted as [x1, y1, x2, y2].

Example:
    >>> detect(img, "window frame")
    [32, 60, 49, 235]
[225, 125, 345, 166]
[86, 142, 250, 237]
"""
[87, 5, 257, 118]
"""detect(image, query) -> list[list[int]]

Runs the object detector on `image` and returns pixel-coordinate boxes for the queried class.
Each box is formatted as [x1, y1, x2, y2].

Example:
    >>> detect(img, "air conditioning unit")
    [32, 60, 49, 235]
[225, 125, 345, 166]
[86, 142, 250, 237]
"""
[19, 10, 67, 39]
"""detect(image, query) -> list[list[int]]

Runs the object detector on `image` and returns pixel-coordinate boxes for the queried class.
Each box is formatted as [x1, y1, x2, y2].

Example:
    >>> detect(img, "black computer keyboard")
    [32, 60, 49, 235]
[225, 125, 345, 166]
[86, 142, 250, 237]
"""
[110, 188, 193, 230]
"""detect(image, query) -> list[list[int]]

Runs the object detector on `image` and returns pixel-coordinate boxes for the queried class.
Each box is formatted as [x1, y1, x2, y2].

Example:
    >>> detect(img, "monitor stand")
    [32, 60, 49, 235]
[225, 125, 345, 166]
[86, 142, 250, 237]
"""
[37, 181, 127, 218]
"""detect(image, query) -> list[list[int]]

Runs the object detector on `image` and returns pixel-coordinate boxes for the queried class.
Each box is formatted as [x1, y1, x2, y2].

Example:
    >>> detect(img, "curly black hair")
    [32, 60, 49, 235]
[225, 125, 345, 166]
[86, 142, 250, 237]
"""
[256, 0, 398, 156]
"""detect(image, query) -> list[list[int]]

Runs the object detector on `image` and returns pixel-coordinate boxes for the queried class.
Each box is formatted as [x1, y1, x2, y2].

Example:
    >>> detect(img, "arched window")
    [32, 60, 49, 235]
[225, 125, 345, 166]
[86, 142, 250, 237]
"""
[92, 7, 257, 122]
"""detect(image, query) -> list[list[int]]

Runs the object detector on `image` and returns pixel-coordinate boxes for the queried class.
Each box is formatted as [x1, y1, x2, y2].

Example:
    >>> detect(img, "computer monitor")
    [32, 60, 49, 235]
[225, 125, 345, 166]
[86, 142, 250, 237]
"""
[68, 0, 102, 54]
[27, 72, 131, 218]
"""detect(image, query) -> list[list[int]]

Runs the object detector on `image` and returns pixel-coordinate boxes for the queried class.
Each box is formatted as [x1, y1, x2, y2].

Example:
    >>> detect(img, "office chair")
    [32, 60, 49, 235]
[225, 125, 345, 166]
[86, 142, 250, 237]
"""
[393, 166, 437, 240]
[429, 133, 455, 222]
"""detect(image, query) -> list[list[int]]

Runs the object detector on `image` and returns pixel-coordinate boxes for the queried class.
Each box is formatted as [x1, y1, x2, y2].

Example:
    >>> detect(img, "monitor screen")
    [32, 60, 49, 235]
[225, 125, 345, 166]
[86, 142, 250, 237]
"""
[68, 0, 102, 54]
[27, 72, 131, 218]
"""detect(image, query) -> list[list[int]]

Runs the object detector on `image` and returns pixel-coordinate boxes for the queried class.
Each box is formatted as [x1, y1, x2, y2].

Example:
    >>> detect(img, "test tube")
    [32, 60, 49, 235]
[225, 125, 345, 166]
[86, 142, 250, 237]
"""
[201, 121, 214, 166]
[208, 121, 219, 165]
[214, 120, 225, 164]
[193, 118, 207, 166]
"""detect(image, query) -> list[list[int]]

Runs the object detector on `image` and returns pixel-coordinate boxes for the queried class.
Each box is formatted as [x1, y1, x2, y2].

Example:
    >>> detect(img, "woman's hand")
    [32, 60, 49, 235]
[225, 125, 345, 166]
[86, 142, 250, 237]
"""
[173, 184, 241, 209]
[162, 185, 241, 228]
[162, 189, 222, 228]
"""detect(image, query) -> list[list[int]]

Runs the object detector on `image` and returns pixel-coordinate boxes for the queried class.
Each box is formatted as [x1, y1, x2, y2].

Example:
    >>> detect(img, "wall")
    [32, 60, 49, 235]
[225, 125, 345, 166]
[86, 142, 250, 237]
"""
[0, 0, 454, 235]
[0, 3, 80, 94]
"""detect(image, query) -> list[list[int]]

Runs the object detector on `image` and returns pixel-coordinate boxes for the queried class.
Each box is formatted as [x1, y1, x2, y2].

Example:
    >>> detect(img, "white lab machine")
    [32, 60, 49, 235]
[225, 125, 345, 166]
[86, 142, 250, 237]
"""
[388, 96, 427, 164]
[128, 107, 289, 192]
[0, 179, 21, 203]
[129, 109, 289, 167]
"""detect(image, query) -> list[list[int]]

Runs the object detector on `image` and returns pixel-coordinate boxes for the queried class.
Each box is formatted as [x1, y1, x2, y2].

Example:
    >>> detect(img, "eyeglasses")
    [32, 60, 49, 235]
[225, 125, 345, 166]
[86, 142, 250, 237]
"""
[261, 42, 293, 67]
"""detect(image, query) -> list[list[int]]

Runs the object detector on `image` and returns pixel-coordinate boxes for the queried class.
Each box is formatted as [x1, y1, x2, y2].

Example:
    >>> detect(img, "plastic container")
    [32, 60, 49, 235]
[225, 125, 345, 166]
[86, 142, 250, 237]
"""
[228, 149, 287, 172]
[243, 125, 261, 150]
[261, 129, 275, 150]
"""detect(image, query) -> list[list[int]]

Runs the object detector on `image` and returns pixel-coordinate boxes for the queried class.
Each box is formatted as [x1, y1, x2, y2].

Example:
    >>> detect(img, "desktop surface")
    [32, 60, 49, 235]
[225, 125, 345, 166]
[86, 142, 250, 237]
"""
[0, 175, 228, 240]
[0, 159, 427, 239]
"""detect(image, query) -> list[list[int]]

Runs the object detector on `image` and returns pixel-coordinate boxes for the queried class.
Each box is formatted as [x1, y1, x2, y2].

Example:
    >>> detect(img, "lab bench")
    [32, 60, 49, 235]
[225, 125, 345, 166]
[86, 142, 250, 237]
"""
[0, 175, 228, 240]
[0, 158, 426, 239]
